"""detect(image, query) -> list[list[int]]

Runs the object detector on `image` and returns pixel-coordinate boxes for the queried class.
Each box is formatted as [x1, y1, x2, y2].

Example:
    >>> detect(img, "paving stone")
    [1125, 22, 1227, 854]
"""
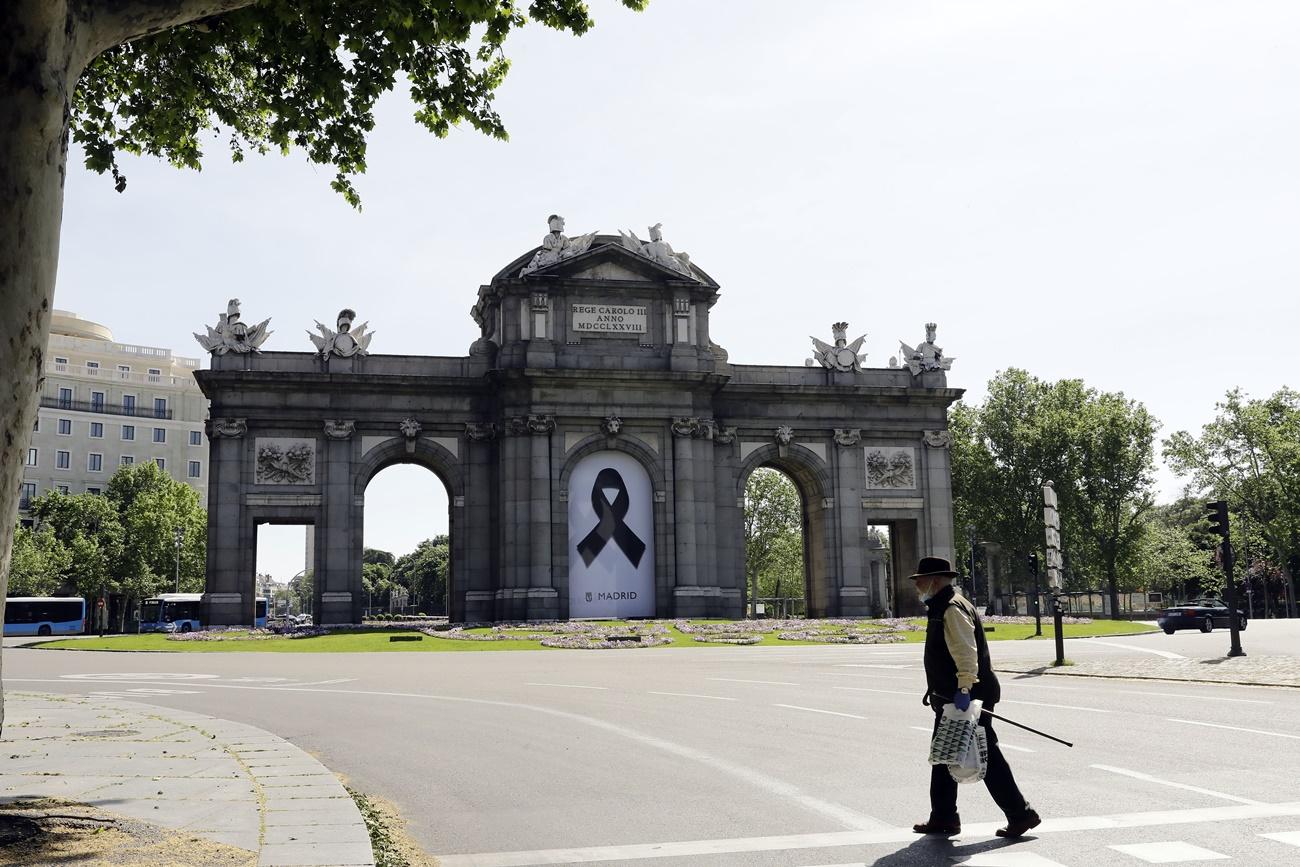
[258, 841, 375, 866]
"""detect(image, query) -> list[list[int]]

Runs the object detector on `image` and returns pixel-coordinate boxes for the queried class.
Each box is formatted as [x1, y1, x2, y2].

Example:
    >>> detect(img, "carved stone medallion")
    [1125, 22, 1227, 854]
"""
[833, 428, 862, 447]
[207, 417, 247, 439]
[527, 414, 556, 435]
[323, 419, 355, 440]
[864, 446, 916, 490]
[465, 422, 498, 442]
[713, 426, 738, 445]
[671, 417, 700, 438]
[774, 425, 795, 446]
[923, 430, 953, 449]
[600, 415, 623, 436]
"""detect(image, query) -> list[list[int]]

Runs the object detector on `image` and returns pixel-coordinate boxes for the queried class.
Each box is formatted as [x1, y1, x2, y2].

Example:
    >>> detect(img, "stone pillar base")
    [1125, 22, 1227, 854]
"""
[672, 586, 737, 618]
[320, 592, 354, 625]
[838, 586, 874, 617]
[494, 588, 559, 622]
[202, 593, 243, 627]
[463, 591, 495, 624]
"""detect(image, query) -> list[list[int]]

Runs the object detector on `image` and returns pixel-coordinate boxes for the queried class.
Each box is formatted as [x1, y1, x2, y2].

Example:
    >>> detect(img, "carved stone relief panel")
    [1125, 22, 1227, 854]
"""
[255, 438, 316, 485]
[863, 446, 916, 490]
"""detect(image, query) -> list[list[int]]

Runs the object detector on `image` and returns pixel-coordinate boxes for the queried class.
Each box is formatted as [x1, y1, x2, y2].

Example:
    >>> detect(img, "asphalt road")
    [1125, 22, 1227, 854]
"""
[5, 623, 1300, 866]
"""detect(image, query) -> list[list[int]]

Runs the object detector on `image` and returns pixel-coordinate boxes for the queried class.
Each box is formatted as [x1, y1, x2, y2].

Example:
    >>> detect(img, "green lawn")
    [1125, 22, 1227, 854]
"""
[36, 619, 1156, 653]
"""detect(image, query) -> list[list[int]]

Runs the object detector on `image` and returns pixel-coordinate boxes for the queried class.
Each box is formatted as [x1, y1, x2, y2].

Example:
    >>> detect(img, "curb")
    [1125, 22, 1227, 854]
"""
[996, 667, 1300, 690]
[2, 692, 375, 866]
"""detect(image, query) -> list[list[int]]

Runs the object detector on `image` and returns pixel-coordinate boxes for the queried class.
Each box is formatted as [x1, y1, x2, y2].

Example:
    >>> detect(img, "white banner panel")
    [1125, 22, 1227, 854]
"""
[568, 451, 655, 618]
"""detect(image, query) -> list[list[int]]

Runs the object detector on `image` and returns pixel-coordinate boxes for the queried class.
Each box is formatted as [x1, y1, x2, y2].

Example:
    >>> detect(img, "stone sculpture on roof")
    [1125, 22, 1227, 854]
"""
[194, 298, 272, 355]
[899, 322, 954, 375]
[807, 322, 867, 372]
[619, 223, 695, 278]
[309, 308, 373, 358]
[519, 214, 599, 275]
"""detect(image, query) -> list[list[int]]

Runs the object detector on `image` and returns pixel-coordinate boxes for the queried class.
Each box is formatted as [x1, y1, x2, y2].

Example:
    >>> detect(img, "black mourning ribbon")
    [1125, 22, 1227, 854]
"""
[577, 468, 646, 568]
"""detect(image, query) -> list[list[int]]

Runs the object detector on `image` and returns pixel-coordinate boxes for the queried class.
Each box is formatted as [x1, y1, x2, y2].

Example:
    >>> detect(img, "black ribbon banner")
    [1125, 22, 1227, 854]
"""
[577, 468, 647, 568]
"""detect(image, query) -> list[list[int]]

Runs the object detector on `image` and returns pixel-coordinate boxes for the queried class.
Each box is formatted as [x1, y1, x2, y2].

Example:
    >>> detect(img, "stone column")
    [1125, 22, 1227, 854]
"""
[671, 417, 700, 615]
[319, 422, 357, 624]
[497, 418, 530, 620]
[202, 418, 248, 626]
[923, 430, 956, 566]
[710, 426, 743, 618]
[462, 423, 498, 622]
[526, 414, 558, 620]
[832, 429, 870, 615]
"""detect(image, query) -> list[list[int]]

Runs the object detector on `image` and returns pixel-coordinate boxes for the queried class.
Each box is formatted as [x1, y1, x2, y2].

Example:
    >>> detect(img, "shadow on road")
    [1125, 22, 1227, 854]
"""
[867, 835, 1031, 865]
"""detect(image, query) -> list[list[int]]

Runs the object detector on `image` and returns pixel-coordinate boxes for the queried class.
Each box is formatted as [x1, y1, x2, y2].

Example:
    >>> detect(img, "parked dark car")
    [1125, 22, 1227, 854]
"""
[1157, 598, 1247, 635]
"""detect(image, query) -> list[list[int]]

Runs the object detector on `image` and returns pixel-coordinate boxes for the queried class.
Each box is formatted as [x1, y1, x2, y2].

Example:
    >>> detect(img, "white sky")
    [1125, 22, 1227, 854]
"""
[54, 1, 1300, 582]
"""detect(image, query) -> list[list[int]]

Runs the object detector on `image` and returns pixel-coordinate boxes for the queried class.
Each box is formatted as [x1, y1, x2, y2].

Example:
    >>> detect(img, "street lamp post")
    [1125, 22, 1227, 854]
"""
[173, 526, 185, 593]
[967, 524, 977, 608]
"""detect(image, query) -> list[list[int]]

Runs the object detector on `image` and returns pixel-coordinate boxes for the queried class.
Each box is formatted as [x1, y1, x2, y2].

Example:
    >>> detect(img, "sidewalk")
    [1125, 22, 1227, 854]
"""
[998, 654, 1300, 688]
[0, 692, 375, 866]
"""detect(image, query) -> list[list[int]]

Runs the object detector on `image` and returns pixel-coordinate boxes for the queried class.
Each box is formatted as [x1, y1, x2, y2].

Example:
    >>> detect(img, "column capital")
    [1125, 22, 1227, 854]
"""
[207, 417, 247, 438]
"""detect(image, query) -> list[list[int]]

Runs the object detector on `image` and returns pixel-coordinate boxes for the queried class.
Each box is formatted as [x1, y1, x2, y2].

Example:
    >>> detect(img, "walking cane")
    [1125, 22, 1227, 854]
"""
[930, 692, 1074, 748]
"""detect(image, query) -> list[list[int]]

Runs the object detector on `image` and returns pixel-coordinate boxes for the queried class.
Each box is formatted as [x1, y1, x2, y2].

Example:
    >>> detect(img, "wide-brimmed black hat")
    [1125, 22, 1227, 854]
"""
[908, 556, 959, 580]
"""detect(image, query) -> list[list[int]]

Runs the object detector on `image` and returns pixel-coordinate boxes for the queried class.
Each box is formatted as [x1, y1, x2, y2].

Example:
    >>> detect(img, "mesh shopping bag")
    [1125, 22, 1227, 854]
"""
[927, 699, 984, 766]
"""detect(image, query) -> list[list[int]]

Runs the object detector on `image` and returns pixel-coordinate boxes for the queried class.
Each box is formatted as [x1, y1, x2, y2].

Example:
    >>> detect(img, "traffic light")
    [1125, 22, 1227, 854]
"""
[1205, 500, 1230, 539]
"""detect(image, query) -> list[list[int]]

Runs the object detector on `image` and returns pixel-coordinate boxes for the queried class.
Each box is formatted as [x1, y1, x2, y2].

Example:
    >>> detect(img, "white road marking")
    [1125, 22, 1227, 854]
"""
[1084, 639, 1185, 659]
[433, 801, 1300, 866]
[1001, 681, 1078, 691]
[15, 677, 889, 832]
[835, 663, 912, 669]
[821, 672, 913, 681]
[647, 691, 736, 701]
[523, 683, 608, 690]
[1090, 764, 1263, 805]
[1260, 831, 1300, 846]
[954, 853, 1071, 866]
[278, 677, 357, 686]
[1132, 691, 1271, 705]
[1002, 698, 1110, 713]
[1108, 841, 1229, 862]
[225, 676, 291, 682]
[831, 686, 917, 697]
[774, 704, 870, 721]
[707, 678, 800, 686]
[1168, 718, 1300, 740]
[62, 672, 219, 680]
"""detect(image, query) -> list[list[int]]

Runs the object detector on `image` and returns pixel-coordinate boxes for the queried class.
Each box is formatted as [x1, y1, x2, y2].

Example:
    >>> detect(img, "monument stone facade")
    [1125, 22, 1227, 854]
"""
[196, 220, 962, 625]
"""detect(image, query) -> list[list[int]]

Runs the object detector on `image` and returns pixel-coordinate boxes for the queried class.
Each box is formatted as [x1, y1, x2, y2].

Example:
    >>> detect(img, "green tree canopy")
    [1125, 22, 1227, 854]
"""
[6, 525, 74, 597]
[393, 536, 449, 614]
[744, 468, 804, 608]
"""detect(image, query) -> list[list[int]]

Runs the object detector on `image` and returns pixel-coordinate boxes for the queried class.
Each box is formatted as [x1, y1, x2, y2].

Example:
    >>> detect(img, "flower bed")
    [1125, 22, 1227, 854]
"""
[777, 630, 905, 644]
[692, 634, 762, 645]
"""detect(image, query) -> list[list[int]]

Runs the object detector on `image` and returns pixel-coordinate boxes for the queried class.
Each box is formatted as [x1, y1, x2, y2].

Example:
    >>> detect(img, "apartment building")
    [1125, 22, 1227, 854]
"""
[19, 310, 209, 525]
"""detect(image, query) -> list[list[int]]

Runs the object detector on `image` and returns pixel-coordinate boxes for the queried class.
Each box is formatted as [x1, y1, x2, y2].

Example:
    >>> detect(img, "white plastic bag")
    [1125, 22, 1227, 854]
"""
[927, 699, 983, 766]
[949, 724, 989, 784]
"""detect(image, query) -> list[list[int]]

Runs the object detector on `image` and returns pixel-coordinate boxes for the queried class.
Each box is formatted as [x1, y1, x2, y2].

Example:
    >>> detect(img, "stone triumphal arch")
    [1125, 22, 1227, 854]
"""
[196, 218, 962, 625]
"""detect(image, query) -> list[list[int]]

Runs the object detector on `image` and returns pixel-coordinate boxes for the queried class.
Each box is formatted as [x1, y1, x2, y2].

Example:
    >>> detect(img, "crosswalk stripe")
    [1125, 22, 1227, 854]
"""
[955, 854, 1072, 866]
[1260, 831, 1300, 846]
[1108, 841, 1230, 862]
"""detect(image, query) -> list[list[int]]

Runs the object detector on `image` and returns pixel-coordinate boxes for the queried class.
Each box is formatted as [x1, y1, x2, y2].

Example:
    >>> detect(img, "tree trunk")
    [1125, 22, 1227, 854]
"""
[0, 0, 90, 736]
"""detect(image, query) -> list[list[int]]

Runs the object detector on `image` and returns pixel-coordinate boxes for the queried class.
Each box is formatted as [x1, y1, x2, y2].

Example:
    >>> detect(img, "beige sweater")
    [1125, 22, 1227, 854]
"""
[943, 592, 980, 691]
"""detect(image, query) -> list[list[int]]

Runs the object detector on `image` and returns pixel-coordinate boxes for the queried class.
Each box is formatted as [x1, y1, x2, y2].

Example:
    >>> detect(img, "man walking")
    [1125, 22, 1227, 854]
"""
[909, 556, 1041, 838]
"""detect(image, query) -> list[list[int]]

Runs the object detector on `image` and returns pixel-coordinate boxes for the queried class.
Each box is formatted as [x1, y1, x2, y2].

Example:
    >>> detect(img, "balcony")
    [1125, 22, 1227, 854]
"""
[40, 396, 173, 420]
[47, 362, 199, 388]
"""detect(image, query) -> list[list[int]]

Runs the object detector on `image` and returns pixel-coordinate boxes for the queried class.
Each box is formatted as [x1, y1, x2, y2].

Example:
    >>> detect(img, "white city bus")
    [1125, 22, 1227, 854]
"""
[3, 597, 87, 637]
[138, 593, 267, 632]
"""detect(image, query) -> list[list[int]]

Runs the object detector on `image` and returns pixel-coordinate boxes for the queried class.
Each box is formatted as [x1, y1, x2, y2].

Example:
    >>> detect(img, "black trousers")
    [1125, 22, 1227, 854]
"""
[929, 704, 1031, 822]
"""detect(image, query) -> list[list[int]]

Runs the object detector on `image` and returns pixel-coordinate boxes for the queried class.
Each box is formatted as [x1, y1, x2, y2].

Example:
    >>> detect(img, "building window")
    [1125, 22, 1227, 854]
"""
[91, 391, 105, 411]
[53, 356, 68, 366]
[25, 448, 38, 467]
[121, 455, 134, 466]
[148, 368, 162, 383]
[57, 418, 72, 436]
[19, 483, 37, 509]
[86, 487, 101, 496]
[154, 397, 168, 418]
[189, 430, 203, 446]
[117, 364, 131, 378]
[122, 424, 135, 441]
[58, 387, 72, 408]
[88, 453, 103, 472]
[90, 422, 103, 438]
[188, 461, 202, 479]
[57, 485, 70, 495]
[154, 458, 166, 470]
[56, 450, 70, 469]
[122, 394, 136, 416]
[86, 360, 100, 372]
[153, 427, 166, 443]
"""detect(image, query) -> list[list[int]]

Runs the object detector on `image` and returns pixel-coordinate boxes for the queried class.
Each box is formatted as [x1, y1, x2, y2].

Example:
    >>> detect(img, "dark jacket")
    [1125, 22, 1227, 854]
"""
[923, 584, 1000, 708]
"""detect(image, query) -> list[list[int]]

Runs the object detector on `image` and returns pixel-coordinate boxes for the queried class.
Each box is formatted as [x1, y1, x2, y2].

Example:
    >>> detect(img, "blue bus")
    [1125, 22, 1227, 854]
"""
[4, 597, 87, 637]
[138, 593, 267, 632]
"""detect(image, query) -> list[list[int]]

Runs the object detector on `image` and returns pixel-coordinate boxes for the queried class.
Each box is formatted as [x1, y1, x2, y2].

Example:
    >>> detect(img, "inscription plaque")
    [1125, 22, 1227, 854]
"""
[572, 304, 647, 335]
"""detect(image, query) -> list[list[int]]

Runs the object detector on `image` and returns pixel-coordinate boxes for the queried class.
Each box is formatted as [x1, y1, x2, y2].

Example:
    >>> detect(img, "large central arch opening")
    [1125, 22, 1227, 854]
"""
[743, 467, 808, 618]
[363, 463, 451, 618]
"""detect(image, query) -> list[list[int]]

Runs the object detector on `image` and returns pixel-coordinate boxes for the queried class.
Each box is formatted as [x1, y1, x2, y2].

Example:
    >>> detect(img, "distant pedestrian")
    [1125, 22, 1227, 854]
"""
[96, 598, 108, 638]
[909, 556, 1041, 838]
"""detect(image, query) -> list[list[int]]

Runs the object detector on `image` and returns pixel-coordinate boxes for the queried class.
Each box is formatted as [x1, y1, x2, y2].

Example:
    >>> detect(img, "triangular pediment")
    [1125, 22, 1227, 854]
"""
[496, 236, 718, 288]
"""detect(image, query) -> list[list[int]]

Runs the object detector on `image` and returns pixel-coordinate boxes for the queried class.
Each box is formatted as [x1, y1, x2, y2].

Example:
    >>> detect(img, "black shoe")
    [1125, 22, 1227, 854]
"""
[996, 809, 1041, 838]
[912, 819, 961, 835]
